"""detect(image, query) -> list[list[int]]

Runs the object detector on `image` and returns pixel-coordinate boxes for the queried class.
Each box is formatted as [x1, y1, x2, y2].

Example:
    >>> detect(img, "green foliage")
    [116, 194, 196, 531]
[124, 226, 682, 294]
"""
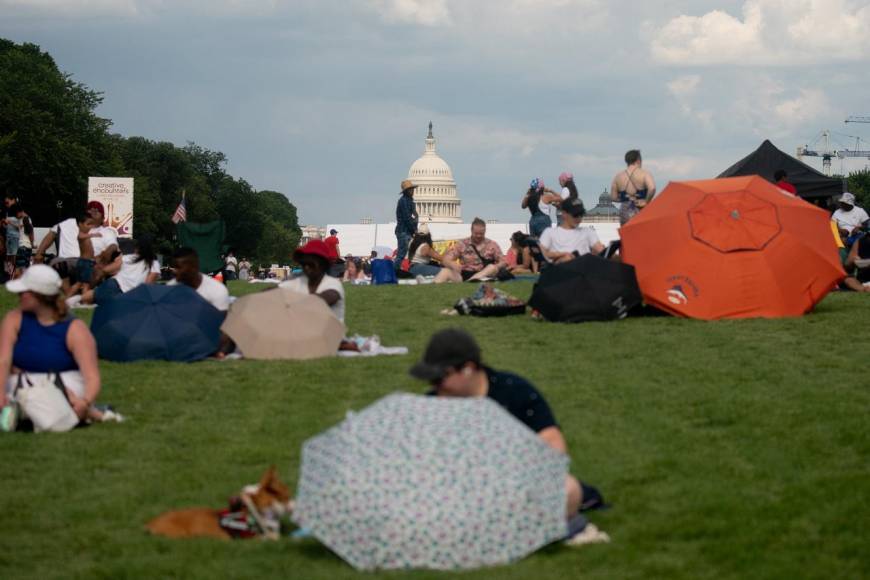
[0, 39, 115, 224]
[1, 283, 869, 579]
[0, 37, 301, 264]
[846, 168, 870, 208]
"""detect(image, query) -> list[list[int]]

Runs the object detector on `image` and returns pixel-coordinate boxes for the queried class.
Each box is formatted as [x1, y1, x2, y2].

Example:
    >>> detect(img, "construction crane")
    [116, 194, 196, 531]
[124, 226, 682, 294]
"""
[845, 116, 870, 124]
[797, 130, 870, 175]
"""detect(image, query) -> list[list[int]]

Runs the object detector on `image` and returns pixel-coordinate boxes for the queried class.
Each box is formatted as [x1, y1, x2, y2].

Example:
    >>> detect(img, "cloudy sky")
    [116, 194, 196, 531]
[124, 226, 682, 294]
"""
[2, 0, 869, 226]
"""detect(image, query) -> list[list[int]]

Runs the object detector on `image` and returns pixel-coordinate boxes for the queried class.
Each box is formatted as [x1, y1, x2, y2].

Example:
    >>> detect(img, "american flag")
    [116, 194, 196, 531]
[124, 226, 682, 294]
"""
[171, 191, 187, 224]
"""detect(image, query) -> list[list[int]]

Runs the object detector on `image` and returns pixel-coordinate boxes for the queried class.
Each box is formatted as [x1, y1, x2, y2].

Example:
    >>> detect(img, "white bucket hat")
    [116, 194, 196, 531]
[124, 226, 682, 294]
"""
[840, 192, 856, 205]
[6, 265, 63, 296]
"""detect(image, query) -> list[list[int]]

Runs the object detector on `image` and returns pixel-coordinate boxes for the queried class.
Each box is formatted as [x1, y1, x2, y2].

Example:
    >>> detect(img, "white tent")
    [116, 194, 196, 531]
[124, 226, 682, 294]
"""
[328, 221, 621, 258]
[329, 223, 530, 257]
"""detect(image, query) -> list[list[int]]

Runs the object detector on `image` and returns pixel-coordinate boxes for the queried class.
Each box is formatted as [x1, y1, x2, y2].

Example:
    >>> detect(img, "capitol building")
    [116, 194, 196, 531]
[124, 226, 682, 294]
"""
[321, 123, 622, 257]
[407, 123, 462, 224]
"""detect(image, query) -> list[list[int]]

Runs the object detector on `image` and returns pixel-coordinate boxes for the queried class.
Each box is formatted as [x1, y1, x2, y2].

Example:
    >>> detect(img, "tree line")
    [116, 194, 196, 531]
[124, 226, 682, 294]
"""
[0, 38, 301, 264]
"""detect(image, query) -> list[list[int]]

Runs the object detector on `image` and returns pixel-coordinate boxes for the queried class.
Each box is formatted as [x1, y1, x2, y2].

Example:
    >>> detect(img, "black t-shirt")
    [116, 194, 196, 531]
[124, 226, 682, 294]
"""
[485, 368, 558, 432]
[426, 367, 558, 432]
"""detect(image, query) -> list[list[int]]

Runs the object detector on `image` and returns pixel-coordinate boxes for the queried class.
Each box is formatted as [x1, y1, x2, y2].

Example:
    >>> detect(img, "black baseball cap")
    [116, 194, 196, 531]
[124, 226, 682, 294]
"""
[561, 198, 586, 218]
[329, 229, 338, 235]
[409, 328, 481, 382]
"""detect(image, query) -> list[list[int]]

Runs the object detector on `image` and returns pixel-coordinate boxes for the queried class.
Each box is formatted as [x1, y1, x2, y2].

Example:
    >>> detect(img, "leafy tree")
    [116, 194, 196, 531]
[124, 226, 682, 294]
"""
[0, 38, 304, 264]
[214, 176, 265, 258]
[847, 169, 870, 209]
[183, 142, 227, 197]
[0, 39, 114, 224]
[255, 218, 299, 265]
[255, 190, 302, 263]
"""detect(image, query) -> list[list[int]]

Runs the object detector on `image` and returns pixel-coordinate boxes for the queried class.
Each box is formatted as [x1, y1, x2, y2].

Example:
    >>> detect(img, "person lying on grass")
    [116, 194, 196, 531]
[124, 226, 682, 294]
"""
[410, 327, 608, 544]
[279, 240, 345, 322]
[0, 265, 108, 426]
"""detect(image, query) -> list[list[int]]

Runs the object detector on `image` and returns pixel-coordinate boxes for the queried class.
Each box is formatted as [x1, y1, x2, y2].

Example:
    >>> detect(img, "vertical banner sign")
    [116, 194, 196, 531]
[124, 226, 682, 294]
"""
[88, 177, 134, 237]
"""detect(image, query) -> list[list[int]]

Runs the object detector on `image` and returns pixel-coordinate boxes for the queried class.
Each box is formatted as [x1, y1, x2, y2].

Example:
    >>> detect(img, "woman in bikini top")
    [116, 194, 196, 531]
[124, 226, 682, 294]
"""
[616, 168, 649, 203]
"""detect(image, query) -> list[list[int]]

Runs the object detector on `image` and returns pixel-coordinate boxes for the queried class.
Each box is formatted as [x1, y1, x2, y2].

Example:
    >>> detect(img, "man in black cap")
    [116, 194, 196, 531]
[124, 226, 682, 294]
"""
[539, 198, 606, 263]
[410, 328, 607, 543]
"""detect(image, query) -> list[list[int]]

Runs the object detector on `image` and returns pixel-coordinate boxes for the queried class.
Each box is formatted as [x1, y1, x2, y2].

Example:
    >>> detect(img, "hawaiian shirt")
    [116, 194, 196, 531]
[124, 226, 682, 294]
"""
[447, 238, 504, 273]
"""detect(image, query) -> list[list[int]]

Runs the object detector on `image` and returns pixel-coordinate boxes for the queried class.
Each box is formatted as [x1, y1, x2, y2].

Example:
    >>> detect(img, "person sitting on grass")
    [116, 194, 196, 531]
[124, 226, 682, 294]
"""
[832, 192, 869, 246]
[80, 238, 161, 305]
[168, 247, 230, 312]
[842, 234, 870, 292]
[435, 218, 506, 283]
[410, 328, 608, 544]
[0, 265, 110, 427]
[508, 231, 538, 275]
[408, 224, 444, 278]
[539, 199, 606, 264]
[342, 257, 366, 282]
[68, 213, 96, 299]
[280, 240, 345, 322]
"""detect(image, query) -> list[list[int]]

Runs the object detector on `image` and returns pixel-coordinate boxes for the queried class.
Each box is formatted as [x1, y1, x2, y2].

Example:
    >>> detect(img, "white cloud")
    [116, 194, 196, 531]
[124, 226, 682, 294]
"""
[0, 0, 291, 18]
[772, 88, 829, 126]
[367, 0, 451, 26]
[729, 74, 835, 137]
[0, 0, 142, 17]
[666, 75, 714, 126]
[650, 0, 870, 65]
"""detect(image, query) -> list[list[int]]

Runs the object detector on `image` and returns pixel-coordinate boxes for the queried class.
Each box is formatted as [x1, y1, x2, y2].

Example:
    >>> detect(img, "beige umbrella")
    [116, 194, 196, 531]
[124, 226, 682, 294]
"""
[221, 288, 345, 360]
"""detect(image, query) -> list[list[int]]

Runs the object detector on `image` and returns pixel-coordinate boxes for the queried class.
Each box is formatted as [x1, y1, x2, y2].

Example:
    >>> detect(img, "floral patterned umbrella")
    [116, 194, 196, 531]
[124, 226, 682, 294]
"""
[292, 393, 568, 571]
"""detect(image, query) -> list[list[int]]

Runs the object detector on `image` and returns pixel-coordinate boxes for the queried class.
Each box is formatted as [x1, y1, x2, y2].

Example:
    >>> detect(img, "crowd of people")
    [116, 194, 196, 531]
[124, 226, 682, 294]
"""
[1, 150, 869, 562]
[1, 153, 869, 433]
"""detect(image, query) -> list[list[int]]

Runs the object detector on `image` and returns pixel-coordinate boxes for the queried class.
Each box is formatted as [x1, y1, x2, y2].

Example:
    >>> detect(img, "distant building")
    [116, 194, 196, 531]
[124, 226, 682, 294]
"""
[408, 122, 462, 224]
[300, 225, 326, 243]
[585, 189, 620, 223]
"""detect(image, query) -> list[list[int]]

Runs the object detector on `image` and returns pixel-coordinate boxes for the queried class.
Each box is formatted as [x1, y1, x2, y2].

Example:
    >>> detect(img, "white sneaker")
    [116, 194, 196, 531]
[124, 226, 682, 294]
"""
[100, 409, 125, 423]
[65, 295, 82, 308]
[564, 523, 611, 546]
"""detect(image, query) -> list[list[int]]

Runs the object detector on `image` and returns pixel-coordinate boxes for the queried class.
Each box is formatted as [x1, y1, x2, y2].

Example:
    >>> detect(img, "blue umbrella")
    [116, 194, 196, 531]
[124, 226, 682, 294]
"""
[90, 284, 224, 362]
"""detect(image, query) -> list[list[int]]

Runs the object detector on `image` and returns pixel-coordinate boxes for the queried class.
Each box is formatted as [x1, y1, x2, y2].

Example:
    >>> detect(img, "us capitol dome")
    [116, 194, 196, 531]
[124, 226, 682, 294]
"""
[407, 122, 462, 224]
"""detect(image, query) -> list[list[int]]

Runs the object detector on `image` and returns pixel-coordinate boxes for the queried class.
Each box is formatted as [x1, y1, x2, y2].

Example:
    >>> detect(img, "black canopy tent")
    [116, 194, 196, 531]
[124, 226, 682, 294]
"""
[718, 140, 845, 201]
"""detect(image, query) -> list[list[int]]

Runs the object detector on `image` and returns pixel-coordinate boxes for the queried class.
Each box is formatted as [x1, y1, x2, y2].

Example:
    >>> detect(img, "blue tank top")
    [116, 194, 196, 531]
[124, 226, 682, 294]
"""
[12, 313, 78, 373]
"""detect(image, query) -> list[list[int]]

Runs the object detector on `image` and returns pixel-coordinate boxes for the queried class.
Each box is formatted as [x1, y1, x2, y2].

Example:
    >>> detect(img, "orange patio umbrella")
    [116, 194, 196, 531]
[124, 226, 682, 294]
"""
[620, 176, 845, 320]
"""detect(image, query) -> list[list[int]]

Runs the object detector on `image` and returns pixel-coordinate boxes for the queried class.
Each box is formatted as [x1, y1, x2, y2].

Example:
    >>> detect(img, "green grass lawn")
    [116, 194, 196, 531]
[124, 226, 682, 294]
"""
[1, 280, 868, 579]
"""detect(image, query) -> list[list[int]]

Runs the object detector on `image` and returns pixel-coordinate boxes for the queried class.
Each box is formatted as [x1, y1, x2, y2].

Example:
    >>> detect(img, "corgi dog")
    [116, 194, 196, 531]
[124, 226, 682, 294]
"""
[146, 465, 293, 540]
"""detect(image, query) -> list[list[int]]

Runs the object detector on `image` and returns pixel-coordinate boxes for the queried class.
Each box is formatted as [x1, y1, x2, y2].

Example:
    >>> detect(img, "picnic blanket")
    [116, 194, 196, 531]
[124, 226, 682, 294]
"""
[337, 335, 408, 357]
[454, 283, 526, 317]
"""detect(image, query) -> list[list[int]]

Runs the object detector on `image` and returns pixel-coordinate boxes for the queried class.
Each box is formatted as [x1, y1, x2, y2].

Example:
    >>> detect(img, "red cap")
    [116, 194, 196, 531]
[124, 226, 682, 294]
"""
[293, 240, 331, 262]
[87, 200, 105, 216]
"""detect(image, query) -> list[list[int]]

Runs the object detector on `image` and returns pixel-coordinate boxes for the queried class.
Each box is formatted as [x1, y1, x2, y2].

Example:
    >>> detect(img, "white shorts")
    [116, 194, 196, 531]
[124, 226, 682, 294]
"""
[6, 371, 85, 400]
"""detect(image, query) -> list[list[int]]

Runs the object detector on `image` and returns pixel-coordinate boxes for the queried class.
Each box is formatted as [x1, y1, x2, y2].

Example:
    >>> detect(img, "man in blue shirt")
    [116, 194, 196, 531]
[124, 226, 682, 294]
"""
[395, 179, 418, 272]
